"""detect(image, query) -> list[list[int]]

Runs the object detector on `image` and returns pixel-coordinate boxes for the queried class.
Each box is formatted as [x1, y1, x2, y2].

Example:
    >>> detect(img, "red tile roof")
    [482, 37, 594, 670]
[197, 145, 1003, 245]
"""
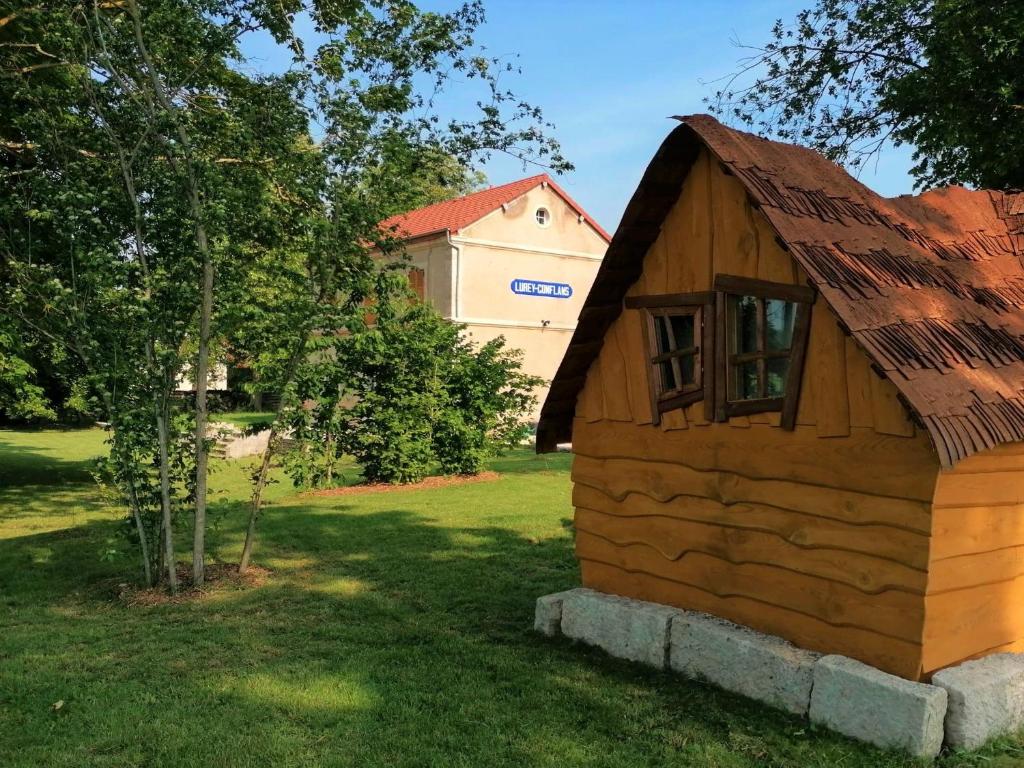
[538, 115, 1024, 466]
[379, 173, 612, 243]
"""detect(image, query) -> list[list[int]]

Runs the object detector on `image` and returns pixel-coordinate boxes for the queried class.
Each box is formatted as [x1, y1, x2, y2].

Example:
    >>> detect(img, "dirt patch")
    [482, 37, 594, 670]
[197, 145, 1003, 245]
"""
[306, 470, 501, 497]
[113, 563, 271, 607]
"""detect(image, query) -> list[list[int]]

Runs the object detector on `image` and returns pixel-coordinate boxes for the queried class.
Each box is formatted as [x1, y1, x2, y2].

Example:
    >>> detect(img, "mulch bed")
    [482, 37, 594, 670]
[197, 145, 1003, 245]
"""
[113, 563, 271, 607]
[306, 470, 500, 497]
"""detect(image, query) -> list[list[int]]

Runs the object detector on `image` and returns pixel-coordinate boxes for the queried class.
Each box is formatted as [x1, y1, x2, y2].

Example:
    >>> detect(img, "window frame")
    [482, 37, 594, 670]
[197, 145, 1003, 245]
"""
[624, 291, 714, 424]
[712, 275, 814, 428]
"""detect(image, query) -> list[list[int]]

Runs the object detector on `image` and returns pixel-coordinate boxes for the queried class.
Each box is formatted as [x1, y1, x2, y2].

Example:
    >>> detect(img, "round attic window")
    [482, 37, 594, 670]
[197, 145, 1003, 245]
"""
[535, 207, 551, 227]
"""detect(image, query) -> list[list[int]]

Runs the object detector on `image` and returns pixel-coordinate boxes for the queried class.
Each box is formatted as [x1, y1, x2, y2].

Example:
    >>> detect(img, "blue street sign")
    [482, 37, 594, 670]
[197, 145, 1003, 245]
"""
[510, 278, 573, 299]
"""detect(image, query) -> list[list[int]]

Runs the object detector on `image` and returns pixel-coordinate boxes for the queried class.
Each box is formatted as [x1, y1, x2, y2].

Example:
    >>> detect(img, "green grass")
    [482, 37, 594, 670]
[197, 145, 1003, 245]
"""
[211, 411, 276, 429]
[2, 429, 1023, 767]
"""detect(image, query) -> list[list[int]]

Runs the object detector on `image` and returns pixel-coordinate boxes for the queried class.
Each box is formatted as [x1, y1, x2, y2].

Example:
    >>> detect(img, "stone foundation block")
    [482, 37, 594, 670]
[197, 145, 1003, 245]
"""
[810, 655, 947, 758]
[669, 612, 819, 716]
[559, 589, 678, 668]
[932, 653, 1024, 750]
[533, 590, 577, 637]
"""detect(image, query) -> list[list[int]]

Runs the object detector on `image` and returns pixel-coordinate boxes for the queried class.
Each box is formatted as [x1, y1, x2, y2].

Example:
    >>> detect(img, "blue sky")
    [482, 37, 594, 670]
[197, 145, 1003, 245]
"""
[239, 0, 917, 232]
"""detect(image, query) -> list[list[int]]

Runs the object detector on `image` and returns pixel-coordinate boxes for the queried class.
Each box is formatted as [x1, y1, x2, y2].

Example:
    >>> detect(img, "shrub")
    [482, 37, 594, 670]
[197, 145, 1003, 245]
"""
[336, 296, 542, 484]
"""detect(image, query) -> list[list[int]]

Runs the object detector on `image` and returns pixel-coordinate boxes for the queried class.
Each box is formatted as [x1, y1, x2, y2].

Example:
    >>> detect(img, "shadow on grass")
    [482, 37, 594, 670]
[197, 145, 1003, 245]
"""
[0, 495, 944, 768]
[0, 436, 998, 767]
[0, 441, 99, 487]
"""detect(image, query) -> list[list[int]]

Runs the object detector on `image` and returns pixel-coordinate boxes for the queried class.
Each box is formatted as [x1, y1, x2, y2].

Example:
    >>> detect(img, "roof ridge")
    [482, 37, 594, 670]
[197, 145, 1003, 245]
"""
[399, 172, 549, 217]
[380, 171, 611, 243]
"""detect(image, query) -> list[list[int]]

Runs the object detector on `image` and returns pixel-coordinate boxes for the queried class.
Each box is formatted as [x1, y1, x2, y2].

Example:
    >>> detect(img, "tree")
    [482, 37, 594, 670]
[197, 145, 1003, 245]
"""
[2, 1, 323, 590]
[0, 318, 56, 422]
[5, 0, 568, 589]
[709, 0, 1024, 189]
[363, 140, 488, 219]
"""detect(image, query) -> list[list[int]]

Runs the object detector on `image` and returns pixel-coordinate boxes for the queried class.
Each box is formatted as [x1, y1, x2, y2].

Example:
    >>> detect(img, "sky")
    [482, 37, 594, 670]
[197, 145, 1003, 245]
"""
[238, 0, 918, 233]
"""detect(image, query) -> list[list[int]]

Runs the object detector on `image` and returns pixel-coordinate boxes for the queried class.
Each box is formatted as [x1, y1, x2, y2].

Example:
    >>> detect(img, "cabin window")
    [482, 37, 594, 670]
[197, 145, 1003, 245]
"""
[713, 275, 814, 427]
[727, 295, 794, 400]
[651, 308, 699, 393]
[624, 291, 714, 424]
[624, 280, 813, 429]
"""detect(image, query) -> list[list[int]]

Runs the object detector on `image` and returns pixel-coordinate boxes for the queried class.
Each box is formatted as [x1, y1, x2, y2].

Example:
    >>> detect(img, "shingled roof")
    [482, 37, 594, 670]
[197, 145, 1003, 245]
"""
[379, 173, 612, 243]
[537, 114, 1024, 467]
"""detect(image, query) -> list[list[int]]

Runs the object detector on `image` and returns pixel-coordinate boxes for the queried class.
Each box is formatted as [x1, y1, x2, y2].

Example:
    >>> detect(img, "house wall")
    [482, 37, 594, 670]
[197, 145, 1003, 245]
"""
[405, 238, 456, 316]
[455, 184, 607, 419]
[922, 444, 1024, 676]
[395, 186, 607, 420]
[570, 148, 940, 680]
[176, 361, 229, 392]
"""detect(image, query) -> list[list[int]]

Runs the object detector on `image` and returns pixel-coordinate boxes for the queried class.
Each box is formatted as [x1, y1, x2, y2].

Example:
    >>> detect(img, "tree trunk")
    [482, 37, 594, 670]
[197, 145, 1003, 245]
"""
[124, 476, 154, 587]
[126, 0, 212, 587]
[93, 381, 155, 588]
[113, 141, 171, 592]
[324, 429, 334, 487]
[192, 233, 213, 587]
[155, 401, 178, 593]
[238, 424, 277, 575]
[238, 337, 309, 574]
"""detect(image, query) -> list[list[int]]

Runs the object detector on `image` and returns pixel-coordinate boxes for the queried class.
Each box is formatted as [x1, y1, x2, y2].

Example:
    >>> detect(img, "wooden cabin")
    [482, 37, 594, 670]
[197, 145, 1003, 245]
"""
[536, 115, 1024, 682]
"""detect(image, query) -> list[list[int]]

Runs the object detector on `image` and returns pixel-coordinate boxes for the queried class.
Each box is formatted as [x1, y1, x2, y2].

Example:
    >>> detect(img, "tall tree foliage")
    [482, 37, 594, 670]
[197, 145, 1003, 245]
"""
[709, 0, 1024, 189]
[0, 318, 56, 422]
[363, 142, 487, 219]
[2, 0, 567, 589]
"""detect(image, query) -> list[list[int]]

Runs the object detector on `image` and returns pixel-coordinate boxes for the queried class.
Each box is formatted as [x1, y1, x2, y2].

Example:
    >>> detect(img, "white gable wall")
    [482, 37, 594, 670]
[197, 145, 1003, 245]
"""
[453, 184, 607, 420]
[403, 236, 456, 317]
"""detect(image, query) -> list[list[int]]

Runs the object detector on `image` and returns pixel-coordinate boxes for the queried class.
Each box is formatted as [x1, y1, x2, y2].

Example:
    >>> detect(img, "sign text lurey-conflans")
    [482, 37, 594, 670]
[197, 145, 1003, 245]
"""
[510, 279, 573, 299]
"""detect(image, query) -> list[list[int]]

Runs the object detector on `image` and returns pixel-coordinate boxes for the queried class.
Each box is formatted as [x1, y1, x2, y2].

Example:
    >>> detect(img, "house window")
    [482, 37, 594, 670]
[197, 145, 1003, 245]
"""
[624, 279, 813, 429]
[535, 207, 551, 227]
[728, 295, 796, 400]
[624, 291, 714, 423]
[713, 275, 814, 426]
[652, 307, 699, 395]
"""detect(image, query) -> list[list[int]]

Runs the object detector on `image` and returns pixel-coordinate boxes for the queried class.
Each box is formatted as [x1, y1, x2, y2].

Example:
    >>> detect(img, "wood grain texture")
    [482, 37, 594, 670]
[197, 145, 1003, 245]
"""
[571, 481, 930, 572]
[923, 579, 1024, 676]
[753, 213, 796, 284]
[644, 224, 670, 293]
[601, 322, 632, 422]
[574, 504, 925, 598]
[922, 444, 1024, 675]
[685, 400, 711, 427]
[580, 559, 923, 680]
[576, 357, 604, 423]
[575, 529, 922, 642]
[660, 408, 687, 431]
[661, 190, 690, 292]
[620, 310, 653, 425]
[929, 504, 1024, 560]
[570, 419, 937, 679]
[711, 164, 758, 277]
[845, 336, 875, 428]
[684, 150, 714, 289]
[573, 419, 939, 502]
[808, 301, 851, 437]
[871, 373, 916, 437]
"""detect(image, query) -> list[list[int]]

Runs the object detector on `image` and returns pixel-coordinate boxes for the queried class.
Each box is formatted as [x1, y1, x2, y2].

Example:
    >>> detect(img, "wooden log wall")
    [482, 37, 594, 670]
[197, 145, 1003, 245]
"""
[922, 444, 1024, 676]
[572, 148, 941, 679]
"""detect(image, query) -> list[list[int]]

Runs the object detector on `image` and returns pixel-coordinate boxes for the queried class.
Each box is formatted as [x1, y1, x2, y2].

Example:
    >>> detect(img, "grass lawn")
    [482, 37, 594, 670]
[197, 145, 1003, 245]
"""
[211, 411, 276, 429]
[1, 429, 1022, 767]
